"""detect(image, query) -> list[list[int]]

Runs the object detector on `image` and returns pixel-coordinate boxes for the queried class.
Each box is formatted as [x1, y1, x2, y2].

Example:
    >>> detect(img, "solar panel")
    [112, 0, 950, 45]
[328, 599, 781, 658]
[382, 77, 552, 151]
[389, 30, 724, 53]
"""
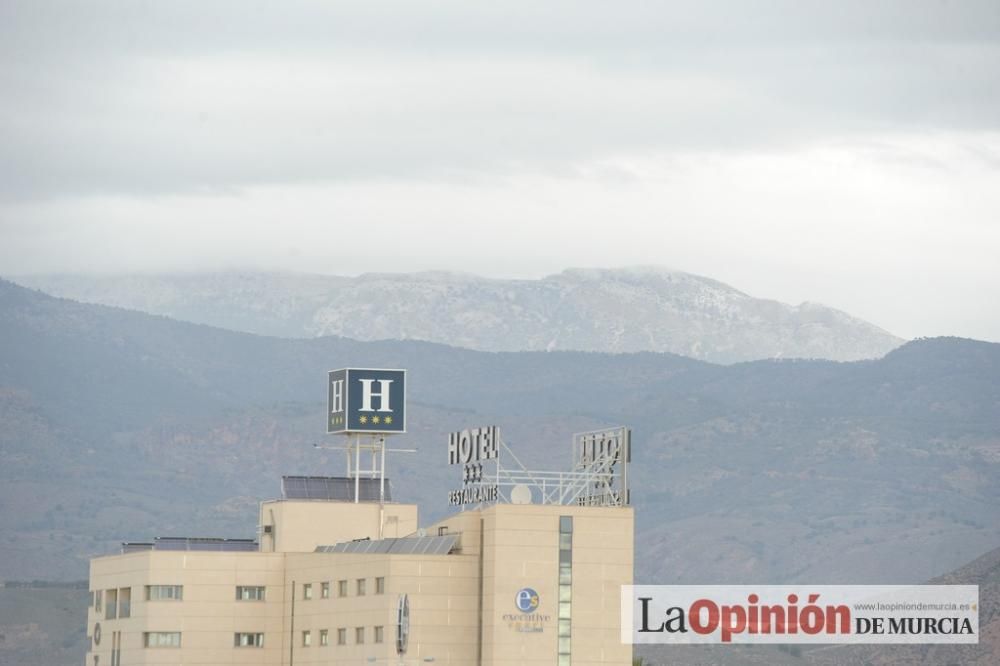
[150, 537, 259, 552]
[315, 534, 458, 556]
[281, 476, 391, 502]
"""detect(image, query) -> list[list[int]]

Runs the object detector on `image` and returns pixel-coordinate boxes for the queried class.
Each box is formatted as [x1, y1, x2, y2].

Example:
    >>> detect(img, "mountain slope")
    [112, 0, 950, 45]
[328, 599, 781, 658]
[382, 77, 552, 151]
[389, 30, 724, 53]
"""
[0, 279, 996, 593]
[13, 267, 903, 363]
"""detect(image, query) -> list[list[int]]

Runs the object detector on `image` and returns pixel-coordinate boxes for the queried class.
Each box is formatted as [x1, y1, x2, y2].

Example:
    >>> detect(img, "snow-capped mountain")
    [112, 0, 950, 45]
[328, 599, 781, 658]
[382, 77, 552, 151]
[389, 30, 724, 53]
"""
[13, 267, 902, 363]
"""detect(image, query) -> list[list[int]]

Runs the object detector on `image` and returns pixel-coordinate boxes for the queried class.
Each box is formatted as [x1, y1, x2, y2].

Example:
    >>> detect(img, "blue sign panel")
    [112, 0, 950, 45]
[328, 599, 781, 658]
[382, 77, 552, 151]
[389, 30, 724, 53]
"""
[327, 368, 406, 434]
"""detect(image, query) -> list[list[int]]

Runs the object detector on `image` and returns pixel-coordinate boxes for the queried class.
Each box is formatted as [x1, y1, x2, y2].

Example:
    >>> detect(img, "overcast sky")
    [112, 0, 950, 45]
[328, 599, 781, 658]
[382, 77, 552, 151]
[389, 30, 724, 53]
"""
[1, 1, 998, 341]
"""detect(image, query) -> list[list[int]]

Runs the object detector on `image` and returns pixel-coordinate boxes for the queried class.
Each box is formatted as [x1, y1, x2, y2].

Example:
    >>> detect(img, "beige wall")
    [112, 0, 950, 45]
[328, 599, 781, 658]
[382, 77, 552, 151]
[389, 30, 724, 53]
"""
[283, 551, 480, 665]
[86, 551, 286, 665]
[259, 500, 419, 553]
[85, 500, 633, 666]
[478, 504, 634, 666]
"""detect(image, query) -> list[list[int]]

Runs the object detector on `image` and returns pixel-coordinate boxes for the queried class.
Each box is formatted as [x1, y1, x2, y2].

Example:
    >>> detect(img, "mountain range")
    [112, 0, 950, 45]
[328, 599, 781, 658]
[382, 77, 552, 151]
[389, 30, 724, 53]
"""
[13, 267, 903, 363]
[1, 277, 996, 591]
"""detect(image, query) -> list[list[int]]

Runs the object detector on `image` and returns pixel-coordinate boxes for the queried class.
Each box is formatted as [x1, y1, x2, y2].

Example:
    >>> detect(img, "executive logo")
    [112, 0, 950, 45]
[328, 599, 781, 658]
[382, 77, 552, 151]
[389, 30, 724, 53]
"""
[516, 587, 540, 613]
[503, 587, 549, 633]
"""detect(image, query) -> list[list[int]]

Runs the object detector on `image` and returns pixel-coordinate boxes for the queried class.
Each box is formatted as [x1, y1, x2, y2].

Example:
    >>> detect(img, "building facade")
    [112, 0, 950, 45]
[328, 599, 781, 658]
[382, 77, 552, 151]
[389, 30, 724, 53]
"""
[85, 486, 633, 665]
[85, 369, 634, 664]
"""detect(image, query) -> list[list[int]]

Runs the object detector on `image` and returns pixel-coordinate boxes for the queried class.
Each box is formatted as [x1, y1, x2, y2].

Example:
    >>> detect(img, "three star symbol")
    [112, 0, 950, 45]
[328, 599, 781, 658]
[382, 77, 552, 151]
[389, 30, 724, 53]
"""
[358, 414, 394, 426]
[463, 463, 484, 483]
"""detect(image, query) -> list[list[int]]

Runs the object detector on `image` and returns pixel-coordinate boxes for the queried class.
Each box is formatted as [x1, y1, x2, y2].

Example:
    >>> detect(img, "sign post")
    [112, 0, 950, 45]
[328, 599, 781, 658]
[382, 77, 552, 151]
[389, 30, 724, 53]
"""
[325, 368, 407, 505]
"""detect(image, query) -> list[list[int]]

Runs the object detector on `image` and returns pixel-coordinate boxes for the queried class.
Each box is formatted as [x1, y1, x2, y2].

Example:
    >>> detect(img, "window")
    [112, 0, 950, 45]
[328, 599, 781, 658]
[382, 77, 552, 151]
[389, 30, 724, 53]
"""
[144, 632, 181, 648]
[558, 515, 573, 663]
[234, 632, 265, 648]
[374, 625, 384, 644]
[337, 628, 347, 645]
[356, 578, 366, 596]
[375, 577, 385, 595]
[321, 582, 330, 599]
[118, 588, 131, 618]
[94, 590, 103, 612]
[337, 579, 347, 597]
[355, 627, 365, 644]
[236, 586, 266, 601]
[146, 585, 183, 601]
[302, 630, 311, 647]
[319, 629, 329, 646]
[303, 583, 313, 600]
[105, 589, 118, 620]
[438, 526, 448, 536]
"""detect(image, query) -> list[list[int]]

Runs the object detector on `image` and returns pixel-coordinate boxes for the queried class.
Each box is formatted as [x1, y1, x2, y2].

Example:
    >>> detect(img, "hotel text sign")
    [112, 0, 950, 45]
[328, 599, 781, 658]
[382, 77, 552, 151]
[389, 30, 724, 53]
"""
[327, 368, 406, 434]
[447, 426, 499, 506]
[573, 426, 631, 507]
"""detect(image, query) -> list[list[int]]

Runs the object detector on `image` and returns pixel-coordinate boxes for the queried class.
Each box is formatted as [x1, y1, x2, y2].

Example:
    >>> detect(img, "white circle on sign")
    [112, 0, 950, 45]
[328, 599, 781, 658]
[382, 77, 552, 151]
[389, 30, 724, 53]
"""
[510, 484, 532, 505]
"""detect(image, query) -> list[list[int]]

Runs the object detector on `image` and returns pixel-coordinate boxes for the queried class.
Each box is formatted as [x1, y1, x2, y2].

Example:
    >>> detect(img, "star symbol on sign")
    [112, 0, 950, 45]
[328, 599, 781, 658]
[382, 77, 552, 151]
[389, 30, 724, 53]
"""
[359, 415, 368, 424]
[372, 416, 381, 424]
[384, 416, 392, 424]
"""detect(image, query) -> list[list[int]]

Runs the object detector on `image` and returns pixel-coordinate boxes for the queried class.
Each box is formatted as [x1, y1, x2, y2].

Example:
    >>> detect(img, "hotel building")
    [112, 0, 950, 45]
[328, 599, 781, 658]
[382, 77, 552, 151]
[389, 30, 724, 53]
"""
[84, 369, 633, 665]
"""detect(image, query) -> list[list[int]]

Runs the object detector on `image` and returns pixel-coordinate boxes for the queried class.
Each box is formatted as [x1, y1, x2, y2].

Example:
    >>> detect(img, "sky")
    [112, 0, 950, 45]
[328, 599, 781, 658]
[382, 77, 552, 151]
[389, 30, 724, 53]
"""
[0, 0, 998, 341]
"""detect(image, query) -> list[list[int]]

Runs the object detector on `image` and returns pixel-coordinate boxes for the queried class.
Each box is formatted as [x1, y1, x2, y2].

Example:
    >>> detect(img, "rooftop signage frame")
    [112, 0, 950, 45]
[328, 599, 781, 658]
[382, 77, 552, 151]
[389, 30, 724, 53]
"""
[327, 368, 407, 434]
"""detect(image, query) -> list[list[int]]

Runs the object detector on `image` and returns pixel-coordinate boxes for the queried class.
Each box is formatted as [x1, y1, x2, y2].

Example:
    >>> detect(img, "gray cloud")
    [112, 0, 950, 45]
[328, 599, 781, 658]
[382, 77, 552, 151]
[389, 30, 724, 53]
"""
[1, 1, 998, 344]
[1, 1, 998, 199]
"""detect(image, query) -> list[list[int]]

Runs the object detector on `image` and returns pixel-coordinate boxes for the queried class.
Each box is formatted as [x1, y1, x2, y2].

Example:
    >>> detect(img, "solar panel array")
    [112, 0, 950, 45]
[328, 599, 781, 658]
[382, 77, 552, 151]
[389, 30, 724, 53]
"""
[282, 476, 391, 502]
[316, 534, 458, 556]
[121, 537, 259, 554]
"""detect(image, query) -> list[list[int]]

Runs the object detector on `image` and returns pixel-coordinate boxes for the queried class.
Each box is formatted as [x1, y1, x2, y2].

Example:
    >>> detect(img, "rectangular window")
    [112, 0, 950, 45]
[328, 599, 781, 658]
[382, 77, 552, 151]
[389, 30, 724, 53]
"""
[321, 582, 330, 599]
[374, 625, 384, 643]
[337, 628, 347, 645]
[302, 630, 311, 647]
[303, 583, 313, 600]
[143, 632, 181, 648]
[355, 626, 365, 644]
[375, 577, 385, 594]
[235, 586, 266, 601]
[234, 632, 265, 648]
[105, 589, 117, 620]
[356, 578, 366, 596]
[95, 590, 103, 612]
[118, 588, 131, 618]
[558, 515, 573, 662]
[146, 585, 183, 601]
[559, 515, 574, 533]
[319, 629, 329, 646]
[337, 580, 348, 597]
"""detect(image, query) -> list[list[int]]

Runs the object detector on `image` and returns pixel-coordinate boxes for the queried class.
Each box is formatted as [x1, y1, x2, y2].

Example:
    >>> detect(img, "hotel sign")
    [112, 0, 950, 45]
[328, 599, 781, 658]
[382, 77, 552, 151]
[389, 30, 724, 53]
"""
[327, 368, 406, 434]
[573, 426, 631, 507]
[447, 425, 499, 506]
